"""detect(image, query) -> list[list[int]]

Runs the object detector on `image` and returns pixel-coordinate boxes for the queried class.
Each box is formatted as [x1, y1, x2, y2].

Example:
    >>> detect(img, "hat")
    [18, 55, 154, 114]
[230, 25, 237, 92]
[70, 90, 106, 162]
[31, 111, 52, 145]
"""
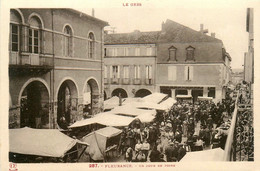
[153, 123, 157, 126]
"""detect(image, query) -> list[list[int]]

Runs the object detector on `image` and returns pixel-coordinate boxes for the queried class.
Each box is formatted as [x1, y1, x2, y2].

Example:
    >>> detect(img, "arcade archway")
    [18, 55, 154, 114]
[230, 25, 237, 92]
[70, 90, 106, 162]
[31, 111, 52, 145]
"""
[20, 81, 49, 128]
[135, 89, 152, 98]
[57, 80, 78, 128]
[111, 88, 128, 98]
[83, 78, 100, 116]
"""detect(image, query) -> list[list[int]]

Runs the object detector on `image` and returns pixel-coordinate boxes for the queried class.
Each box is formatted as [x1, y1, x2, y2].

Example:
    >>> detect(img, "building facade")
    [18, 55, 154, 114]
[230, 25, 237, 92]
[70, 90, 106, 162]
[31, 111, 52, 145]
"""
[104, 31, 159, 98]
[9, 9, 108, 129]
[104, 19, 231, 103]
[157, 20, 231, 103]
[244, 8, 254, 84]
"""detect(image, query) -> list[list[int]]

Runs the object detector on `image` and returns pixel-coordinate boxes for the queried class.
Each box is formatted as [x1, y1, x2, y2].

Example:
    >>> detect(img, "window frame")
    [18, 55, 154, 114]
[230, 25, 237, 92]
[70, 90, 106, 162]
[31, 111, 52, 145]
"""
[11, 23, 19, 52]
[28, 27, 40, 54]
[168, 46, 177, 61]
[88, 32, 95, 58]
[186, 46, 195, 61]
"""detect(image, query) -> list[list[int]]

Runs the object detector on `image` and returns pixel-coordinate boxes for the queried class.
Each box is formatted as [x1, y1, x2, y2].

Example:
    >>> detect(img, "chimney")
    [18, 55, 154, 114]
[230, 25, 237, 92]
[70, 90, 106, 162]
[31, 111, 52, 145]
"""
[92, 8, 95, 17]
[200, 24, 204, 32]
[161, 21, 165, 31]
[200, 24, 208, 34]
[211, 33, 216, 38]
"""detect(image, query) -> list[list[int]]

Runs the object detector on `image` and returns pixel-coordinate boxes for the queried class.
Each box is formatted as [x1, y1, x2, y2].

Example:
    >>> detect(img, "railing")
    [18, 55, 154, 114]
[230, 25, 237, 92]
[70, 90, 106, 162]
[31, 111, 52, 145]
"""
[9, 51, 53, 67]
[223, 91, 239, 161]
[223, 86, 254, 161]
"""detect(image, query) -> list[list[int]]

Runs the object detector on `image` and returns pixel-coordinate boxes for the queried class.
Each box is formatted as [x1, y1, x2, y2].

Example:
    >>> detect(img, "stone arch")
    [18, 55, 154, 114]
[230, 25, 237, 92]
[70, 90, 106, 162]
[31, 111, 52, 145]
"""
[28, 12, 44, 28]
[56, 78, 79, 127]
[62, 23, 75, 35]
[18, 78, 50, 128]
[111, 88, 128, 98]
[10, 9, 24, 24]
[135, 88, 152, 98]
[83, 77, 100, 115]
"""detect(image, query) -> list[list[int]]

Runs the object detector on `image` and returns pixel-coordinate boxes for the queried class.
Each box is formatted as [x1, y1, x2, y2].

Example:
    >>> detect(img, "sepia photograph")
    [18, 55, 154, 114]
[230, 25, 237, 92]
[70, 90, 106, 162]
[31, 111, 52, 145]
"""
[1, 0, 259, 170]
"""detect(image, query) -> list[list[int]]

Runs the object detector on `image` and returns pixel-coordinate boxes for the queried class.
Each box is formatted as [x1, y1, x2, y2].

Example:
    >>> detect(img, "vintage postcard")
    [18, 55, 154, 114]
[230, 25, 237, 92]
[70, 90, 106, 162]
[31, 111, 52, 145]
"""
[0, 0, 259, 170]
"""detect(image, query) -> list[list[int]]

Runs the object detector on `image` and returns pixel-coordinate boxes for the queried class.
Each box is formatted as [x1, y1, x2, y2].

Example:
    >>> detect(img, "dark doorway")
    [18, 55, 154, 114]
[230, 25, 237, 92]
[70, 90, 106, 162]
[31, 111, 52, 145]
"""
[135, 89, 152, 97]
[111, 88, 128, 98]
[192, 89, 203, 102]
[20, 81, 49, 128]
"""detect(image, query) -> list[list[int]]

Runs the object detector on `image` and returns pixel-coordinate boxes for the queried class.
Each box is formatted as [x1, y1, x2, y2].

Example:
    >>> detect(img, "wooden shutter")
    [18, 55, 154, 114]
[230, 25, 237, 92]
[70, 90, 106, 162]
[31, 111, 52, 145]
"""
[190, 66, 194, 80]
[184, 66, 188, 80]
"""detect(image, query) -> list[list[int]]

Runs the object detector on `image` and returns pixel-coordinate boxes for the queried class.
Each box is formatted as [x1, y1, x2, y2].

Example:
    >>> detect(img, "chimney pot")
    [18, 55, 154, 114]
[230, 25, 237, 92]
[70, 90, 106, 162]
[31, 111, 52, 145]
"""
[92, 8, 95, 17]
[200, 24, 204, 32]
[211, 33, 216, 38]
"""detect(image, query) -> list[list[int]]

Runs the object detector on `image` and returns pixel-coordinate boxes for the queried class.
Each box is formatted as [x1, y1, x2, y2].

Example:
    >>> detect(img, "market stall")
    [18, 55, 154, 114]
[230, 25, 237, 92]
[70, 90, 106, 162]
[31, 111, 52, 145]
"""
[176, 95, 193, 103]
[9, 127, 88, 163]
[81, 126, 122, 161]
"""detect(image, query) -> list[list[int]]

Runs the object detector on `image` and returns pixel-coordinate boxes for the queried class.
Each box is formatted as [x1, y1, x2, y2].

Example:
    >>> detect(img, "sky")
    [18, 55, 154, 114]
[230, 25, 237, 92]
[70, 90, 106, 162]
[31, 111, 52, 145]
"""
[79, 5, 249, 69]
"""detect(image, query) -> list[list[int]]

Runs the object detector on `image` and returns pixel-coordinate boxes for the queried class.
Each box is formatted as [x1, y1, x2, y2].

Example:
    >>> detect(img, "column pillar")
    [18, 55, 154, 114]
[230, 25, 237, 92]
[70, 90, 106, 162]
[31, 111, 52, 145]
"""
[203, 87, 209, 97]
[187, 89, 192, 96]
[171, 89, 176, 100]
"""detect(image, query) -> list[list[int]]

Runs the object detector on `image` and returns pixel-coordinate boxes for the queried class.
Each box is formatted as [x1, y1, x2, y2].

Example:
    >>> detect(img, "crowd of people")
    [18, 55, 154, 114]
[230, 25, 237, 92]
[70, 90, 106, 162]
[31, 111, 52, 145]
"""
[117, 90, 237, 162]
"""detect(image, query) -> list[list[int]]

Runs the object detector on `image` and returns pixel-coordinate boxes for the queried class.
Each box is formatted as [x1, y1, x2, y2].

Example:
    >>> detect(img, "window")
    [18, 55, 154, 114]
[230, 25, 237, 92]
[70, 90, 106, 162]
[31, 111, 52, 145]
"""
[117, 48, 124, 56]
[111, 65, 120, 78]
[134, 65, 140, 79]
[29, 28, 40, 53]
[11, 24, 19, 51]
[88, 32, 95, 58]
[168, 66, 177, 81]
[145, 65, 152, 79]
[184, 66, 193, 81]
[135, 48, 140, 56]
[123, 66, 129, 79]
[10, 9, 22, 52]
[107, 48, 115, 56]
[127, 47, 135, 56]
[64, 26, 73, 57]
[28, 16, 42, 54]
[140, 47, 147, 56]
[147, 47, 152, 56]
[186, 46, 195, 61]
[169, 46, 177, 61]
[104, 65, 108, 79]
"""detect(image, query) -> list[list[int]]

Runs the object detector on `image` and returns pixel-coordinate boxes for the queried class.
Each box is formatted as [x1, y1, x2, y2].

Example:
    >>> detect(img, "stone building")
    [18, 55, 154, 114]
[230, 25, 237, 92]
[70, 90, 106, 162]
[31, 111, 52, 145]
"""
[104, 31, 159, 98]
[244, 8, 254, 84]
[104, 19, 231, 103]
[157, 20, 231, 103]
[9, 8, 108, 129]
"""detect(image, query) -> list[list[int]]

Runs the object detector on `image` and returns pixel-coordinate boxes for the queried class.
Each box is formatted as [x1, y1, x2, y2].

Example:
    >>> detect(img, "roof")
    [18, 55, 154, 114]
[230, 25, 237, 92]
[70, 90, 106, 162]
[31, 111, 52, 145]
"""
[105, 19, 222, 45]
[9, 127, 86, 157]
[158, 19, 223, 43]
[105, 31, 161, 44]
[66, 9, 109, 27]
[95, 126, 122, 138]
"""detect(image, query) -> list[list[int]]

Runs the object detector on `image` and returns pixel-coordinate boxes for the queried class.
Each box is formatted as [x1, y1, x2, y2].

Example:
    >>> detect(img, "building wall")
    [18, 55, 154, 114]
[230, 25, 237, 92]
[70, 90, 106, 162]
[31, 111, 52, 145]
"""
[104, 44, 157, 98]
[9, 9, 106, 128]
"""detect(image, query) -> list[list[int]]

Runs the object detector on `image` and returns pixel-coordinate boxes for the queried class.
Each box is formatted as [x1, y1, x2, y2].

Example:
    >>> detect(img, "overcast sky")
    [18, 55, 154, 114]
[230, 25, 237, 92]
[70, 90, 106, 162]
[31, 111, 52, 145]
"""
[80, 5, 249, 69]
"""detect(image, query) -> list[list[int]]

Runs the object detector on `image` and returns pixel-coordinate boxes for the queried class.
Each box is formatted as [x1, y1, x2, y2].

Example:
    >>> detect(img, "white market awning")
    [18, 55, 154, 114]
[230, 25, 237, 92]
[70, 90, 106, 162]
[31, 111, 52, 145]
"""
[142, 92, 168, 104]
[198, 96, 213, 100]
[180, 148, 225, 162]
[176, 95, 193, 98]
[9, 127, 87, 158]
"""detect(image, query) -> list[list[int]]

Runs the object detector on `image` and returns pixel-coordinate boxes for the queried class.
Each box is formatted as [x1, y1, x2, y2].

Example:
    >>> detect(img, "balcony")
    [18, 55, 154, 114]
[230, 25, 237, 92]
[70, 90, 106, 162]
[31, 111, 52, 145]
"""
[133, 78, 141, 85]
[9, 51, 53, 76]
[122, 78, 130, 85]
[145, 78, 153, 85]
[111, 78, 120, 84]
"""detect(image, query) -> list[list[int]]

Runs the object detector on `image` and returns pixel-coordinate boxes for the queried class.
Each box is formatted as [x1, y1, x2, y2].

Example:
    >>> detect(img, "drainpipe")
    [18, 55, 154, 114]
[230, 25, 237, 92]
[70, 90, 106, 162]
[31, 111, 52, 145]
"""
[51, 9, 55, 128]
